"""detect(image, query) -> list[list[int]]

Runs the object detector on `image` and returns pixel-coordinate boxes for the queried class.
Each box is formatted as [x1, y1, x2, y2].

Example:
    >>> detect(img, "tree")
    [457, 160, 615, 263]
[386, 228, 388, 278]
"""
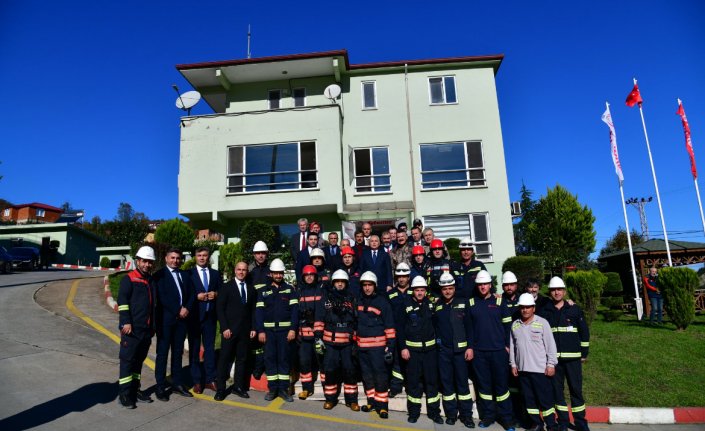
[117, 202, 136, 222]
[599, 227, 645, 258]
[524, 185, 596, 273]
[660, 267, 697, 330]
[513, 181, 537, 255]
[239, 219, 276, 264]
[564, 269, 607, 326]
[154, 218, 195, 252]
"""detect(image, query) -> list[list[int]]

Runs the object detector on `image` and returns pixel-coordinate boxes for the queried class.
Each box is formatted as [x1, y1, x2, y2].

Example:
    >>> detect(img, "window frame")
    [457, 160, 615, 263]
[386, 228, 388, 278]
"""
[36, 209, 46, 217]
[267, 89, 283, 109]
[226, 141, 318, 195]
[361, 80, 377, 110]
[427, 75, 458, 105]
[2, 208, 9, 217]
[419, 141, 486, 190]
[352, 146, 392, 194]
[423, 212, 493, 261]
[292, 87, 306, 107]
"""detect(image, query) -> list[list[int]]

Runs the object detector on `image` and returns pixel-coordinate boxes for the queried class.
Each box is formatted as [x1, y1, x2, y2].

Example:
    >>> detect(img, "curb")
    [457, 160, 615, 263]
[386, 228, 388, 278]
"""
[52, 263, 124, 271]
[103, 275, 118, 312]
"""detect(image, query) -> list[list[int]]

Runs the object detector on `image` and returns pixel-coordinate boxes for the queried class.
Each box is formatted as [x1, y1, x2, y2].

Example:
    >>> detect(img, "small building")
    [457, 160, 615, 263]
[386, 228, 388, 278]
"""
[1, 202, 63, 224]
[0, 223, 105, 266]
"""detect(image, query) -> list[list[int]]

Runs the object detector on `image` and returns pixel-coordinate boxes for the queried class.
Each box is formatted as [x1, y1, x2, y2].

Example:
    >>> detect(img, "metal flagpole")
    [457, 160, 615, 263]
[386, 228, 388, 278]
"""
[619, 181, 643, 320]
[678, 98, 705, 235]
[634, 78, 673, 266]
[694, 179, 705, 235]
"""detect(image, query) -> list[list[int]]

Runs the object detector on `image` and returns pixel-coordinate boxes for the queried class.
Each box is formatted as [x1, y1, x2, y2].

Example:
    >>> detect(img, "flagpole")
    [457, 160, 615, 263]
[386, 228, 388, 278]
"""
[634, 78, 673, 266]
[694, 179, 705, 235]
[678, 98, 705, 235]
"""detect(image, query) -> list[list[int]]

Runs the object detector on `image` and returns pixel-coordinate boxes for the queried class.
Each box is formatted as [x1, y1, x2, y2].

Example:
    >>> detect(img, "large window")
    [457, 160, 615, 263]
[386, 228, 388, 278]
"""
[36, 209, 46, 217]
[268, 89, 282, 109]
[423, 213, 492, 261]
[353, 147, 390, 193]
[428, 76, 457, 104]
[227, 141, 317, 193]
[361, 81, 377, 109]
[420, 141, 485, 189]
[293, 88, 306, 107]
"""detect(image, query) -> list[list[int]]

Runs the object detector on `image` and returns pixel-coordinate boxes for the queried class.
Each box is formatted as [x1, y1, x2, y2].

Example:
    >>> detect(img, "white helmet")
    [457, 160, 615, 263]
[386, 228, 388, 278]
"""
[502, 271, 518, 284]
[310, 248, 325, 259]
[411, 276, 428, 289]
[360, 271, 378, 285]
[395, 262, 411, 276]
[269, 258, 286, 272]
[459, 237, 474, 249]
[475, 270, 492, 284]
[135, 246, 155, 261]
[253, 241, 269, 253]
[517, 293, 536, 306]
[331, 269, 349, 281]
[438, 272, 455, 287]
[548, 276, 566, 289]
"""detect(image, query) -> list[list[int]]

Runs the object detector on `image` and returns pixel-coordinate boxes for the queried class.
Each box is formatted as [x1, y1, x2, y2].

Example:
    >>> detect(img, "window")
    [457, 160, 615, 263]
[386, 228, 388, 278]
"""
[423, 213, 492, 260]
[361, 81, 377, 109]
[36, 209, 46, 217]
[353, 147, 390, 193]
[2, 208, 8, 217]
[268, 89, 282, 109]
[227, 141, 317, 193]
[428, 76, 457, 104]
[420, 141, 485, 189]
[293, 88, 306, 107]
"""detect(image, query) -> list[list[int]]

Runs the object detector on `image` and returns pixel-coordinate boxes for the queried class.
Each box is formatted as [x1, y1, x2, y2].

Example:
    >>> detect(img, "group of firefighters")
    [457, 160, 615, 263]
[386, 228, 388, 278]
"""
[118, 233, 591, 431]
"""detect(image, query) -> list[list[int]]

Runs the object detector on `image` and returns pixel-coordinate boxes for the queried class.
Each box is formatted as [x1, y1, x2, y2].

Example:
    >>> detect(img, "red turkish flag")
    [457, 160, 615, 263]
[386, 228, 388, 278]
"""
[625, 83, 643, 107]
[677, 100, 697, 179]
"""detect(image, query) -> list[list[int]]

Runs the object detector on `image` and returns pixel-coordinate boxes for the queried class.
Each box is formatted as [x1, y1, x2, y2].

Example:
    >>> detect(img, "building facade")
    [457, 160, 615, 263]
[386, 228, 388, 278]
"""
[176, 50, 514, 272]
[2, 202, 63, 224]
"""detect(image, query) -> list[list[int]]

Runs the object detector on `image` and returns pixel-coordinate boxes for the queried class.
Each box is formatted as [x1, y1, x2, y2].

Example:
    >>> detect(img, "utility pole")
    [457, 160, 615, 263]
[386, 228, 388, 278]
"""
[625, 196, 653, 240]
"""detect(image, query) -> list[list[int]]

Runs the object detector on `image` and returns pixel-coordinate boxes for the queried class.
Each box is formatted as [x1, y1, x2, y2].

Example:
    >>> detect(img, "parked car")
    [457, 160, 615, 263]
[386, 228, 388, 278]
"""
[8, 246, 40, 270]
[0, 246, 11, 273]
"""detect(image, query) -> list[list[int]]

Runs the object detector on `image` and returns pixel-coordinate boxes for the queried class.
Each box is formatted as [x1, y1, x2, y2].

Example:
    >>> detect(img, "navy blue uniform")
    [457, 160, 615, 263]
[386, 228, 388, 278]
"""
[424, 258, 460, 299]
[457, 259, 487, 300]
[247, 261, 270, 380]
[297, 280, 323, 393]
[387, 286, 412, 395]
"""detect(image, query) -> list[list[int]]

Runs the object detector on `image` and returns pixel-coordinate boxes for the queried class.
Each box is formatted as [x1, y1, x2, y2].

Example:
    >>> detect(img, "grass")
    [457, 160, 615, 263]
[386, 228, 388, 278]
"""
[108, 272, 126, 300]
[584, 313, 705, 407]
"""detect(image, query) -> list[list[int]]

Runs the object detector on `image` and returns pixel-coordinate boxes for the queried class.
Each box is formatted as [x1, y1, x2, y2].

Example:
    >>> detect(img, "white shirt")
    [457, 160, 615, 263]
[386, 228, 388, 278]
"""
[170, 268, 183, 305]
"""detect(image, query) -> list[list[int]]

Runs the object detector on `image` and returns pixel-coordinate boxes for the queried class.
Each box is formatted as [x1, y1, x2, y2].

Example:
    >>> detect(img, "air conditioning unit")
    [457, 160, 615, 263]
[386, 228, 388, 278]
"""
[510, 201, 522, 216]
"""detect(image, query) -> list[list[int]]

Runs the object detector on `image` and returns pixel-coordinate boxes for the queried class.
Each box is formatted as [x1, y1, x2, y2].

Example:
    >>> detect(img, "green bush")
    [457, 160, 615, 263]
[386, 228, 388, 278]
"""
[239, 219, 276, 264]
[154, 218, 195, 252]
[601, 272, 624, 309]
[192, 239, 220, 255]
[602, 309, 623, 322]
[565, 269, 607, 326]
[660, 267, 697, 330]
[100, 256, 110, 268]
[219, 242, 244, 280]
[181, 258, 196, 271]
[501, 255, 544, 288]
[444, 238, 460, 262]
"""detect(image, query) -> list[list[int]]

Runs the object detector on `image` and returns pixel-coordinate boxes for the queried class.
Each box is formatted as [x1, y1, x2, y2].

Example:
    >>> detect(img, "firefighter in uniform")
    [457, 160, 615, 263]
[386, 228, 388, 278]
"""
[297, 264, 324, 399]
[409, 245, 428, 280]
[468, 270, 515, 430]
[117, 246, 156, 409]
[256, 258, 299, 402]
[539, 276, 590, 431]
[398, 276, 443, 424]
[339, 246, 361, 298]
[434, 272, 476, 428]
[357, 271, 396, 418]
[457, 238, 487, 300]
[502, 271, 528, 428]
[247, 241, 270, 382]
[314, 269, 360, 411]
[309, 247, 331, 289]
[425, 238, 460, 299]
[387, 262, 413, 397]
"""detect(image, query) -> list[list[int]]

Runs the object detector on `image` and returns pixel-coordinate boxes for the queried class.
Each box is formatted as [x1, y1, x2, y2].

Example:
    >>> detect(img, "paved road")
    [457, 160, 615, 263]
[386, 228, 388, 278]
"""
[0, 270, 701, 431]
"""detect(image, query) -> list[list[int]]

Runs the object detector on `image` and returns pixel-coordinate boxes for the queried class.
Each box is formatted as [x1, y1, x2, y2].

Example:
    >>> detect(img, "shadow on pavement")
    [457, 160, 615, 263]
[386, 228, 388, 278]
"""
[0, 381, 116, 430]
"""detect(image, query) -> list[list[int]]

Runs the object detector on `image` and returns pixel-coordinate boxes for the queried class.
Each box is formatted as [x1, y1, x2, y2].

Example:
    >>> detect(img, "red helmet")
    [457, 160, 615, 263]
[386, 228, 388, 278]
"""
[430, 239, 444, 250]
[341, 246, 354, 256]
[412, 245, 425, 255]
[302, 265, 317, 275]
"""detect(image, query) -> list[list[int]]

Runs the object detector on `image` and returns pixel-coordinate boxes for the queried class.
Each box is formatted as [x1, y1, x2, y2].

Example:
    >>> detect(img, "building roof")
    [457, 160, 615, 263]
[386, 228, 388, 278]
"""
[597, 239, 705, 260]
[10, 202, 63, 212]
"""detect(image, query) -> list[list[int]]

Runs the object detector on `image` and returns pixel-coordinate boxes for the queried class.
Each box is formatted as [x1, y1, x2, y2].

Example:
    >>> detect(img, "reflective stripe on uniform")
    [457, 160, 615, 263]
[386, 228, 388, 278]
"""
[427, 394, 440, 403]
[501, 316, 512, 323]
[256, 301, 265, 308]
[407, 395, 422, 404]
[556, 404, 570, 411]
[277, 374, 290, 381]
[542, 407, 556, 415]
[457, 341, 467, 348]
[581, 341, 590, 347]
[118, 305, 129, 311]
[557, 352, 581, 358]
[119, 376, 133, 385]
[571, 404, 586, 412]
[458, 393, 473, 401]
[526, 408, 540, 415]
[132, 373, 141, 380]
[264, 321, 291, 328]
[496, 391, 510, 402]
[406, 339, 436, 348]
[392, 370, 404, 380]
[289, 299, 298, 305]
[552, 326, 578, 332]
[443, 394, 457, 401]
[478, 392, 493, 400]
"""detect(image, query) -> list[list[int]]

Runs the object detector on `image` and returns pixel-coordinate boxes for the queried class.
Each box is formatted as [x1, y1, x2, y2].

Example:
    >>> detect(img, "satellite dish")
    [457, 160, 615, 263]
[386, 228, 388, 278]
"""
[175, 90, 201, 114]
[324, 84, 341, 101]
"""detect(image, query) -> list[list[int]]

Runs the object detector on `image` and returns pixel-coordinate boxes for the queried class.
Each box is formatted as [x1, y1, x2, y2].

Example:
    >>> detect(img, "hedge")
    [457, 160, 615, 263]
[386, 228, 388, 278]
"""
[659, 267, 697, 330]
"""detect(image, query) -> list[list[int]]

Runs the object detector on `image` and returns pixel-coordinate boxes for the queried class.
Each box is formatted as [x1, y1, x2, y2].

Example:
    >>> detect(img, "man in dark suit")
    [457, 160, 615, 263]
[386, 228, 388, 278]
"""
[154, 248, 194, 400]
[323, 231, 343, 272]
[187, 246, 221, 394]
[214, 261, 256, 401]
[290, 217, 309, 261]
[295, 232, 319, 284]
[360, 235, 393, 293]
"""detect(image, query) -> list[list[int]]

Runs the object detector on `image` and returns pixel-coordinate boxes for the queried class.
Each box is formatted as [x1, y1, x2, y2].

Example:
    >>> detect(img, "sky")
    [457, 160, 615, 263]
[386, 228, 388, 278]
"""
[1, 1, 704, 256]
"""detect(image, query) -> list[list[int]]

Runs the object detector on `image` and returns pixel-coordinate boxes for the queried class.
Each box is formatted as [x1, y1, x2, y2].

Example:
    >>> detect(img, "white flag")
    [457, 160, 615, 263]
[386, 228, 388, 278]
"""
[601, 104, 624, 183]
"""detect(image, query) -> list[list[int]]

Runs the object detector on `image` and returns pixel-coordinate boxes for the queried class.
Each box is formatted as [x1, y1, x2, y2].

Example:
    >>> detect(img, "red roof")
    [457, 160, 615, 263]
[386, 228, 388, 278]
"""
[12, 202, 63, 212]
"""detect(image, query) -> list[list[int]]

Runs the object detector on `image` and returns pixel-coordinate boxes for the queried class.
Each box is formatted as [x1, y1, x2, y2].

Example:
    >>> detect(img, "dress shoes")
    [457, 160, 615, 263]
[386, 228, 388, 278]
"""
[232, 387, 250, 399]
[323, 401, 336, 410]
[446, 417, 457, 425]
[135, 390, 153, 403]
[346, 402, 360, 412]
[431, 416, 444, 425]
[205, 382, 217, 391]
[118, 393, 136, 409]
[264, 391, 277, 401]
[460, 417, 475, 428]
[192, 383, 203, 394]
[278, 389, 294, 402]
[214, 390, 227, 401]
[172, 385, 194, 397]
[155, 387, 169, 402]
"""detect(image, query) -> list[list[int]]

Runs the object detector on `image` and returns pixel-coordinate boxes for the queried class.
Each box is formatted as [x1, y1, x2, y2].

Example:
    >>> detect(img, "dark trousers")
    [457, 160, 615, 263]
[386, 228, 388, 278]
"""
[245, 338, 265, 381]
[406, 349, 441, 419]
[216, 330, 249, 391]
[119, 331, 151, 396]
[553, 360, 588, 431]
[509, 370, 531, 427]
[359, 347, 389, 412]
[438, 345, 474, 420]
[472, 349, 513, 425]
[389, 348, 405, 394]
[298, 338, 322, 392]
[155, 319, 188, 388]
[188, 314, 217, 385]
[264, 330, 290, 391]
[322, 343, 358, 404]
[519, 371, 557, 428]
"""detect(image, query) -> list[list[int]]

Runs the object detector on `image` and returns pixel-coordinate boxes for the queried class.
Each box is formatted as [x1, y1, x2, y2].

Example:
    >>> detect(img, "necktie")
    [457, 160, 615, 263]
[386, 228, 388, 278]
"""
[173, 270, 183, 306]
[240, 282, 247, 304]
[373, 250, 377, 264]
[300, 233, 306, 250]
[202, 268, 210, 311]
